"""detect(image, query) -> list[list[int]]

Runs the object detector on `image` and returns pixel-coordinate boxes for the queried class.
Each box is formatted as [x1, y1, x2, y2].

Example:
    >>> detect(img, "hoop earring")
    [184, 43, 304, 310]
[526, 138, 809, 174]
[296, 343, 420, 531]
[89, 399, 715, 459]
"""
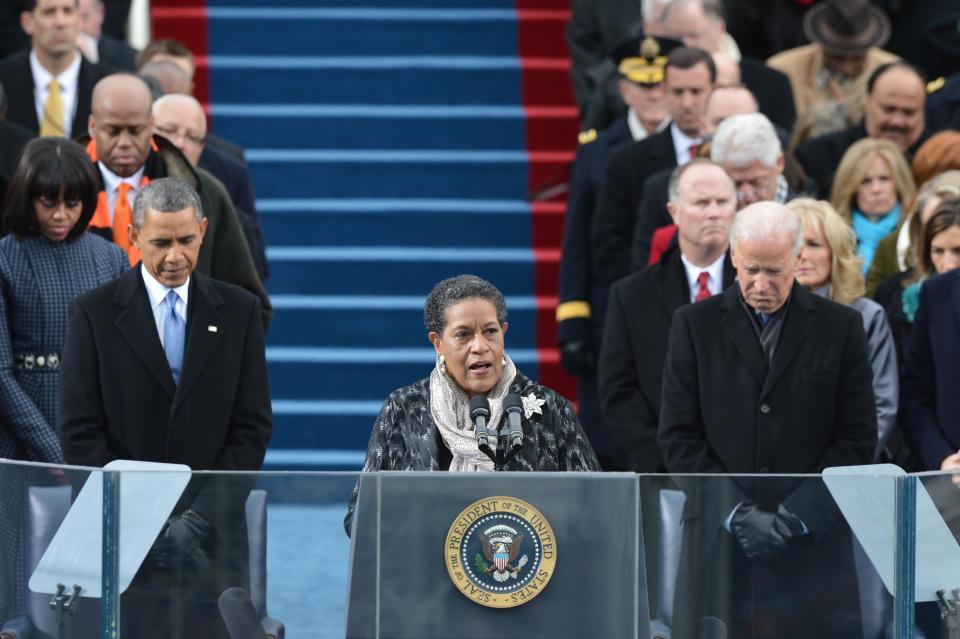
[438, 354, 447, 374]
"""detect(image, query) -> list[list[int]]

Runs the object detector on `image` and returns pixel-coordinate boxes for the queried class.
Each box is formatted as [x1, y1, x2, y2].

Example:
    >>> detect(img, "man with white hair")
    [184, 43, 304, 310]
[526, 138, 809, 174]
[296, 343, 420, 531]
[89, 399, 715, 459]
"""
[658, 201, 876, 639]
[711, 112, 790, 208]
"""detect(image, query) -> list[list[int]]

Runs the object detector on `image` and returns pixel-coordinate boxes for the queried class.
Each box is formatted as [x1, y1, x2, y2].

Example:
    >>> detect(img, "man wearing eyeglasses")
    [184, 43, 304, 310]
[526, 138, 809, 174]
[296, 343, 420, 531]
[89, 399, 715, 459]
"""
[84, 73, 271, 328]
[152, 93, 268, 282]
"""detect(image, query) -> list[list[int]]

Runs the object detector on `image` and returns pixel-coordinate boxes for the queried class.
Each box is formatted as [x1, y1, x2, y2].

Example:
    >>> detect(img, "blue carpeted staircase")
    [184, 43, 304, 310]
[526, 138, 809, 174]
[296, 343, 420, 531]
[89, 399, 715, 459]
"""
[153, 0, 576, 471]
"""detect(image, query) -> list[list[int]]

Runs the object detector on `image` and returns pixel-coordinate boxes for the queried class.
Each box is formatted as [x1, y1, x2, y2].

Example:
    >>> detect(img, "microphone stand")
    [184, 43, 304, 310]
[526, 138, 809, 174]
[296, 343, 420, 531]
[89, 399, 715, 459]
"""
[48, 583, 82, 639]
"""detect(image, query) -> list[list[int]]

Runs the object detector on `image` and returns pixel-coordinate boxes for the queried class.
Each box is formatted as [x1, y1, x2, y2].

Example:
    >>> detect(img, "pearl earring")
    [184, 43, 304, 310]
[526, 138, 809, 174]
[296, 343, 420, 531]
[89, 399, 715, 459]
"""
[502, 354, 506, 366]
[438, 355, 447, 374]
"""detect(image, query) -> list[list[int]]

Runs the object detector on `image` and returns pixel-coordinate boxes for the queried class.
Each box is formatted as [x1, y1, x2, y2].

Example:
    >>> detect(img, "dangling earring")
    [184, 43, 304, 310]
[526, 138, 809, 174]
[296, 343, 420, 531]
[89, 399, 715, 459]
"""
[438, 354, 447, 374]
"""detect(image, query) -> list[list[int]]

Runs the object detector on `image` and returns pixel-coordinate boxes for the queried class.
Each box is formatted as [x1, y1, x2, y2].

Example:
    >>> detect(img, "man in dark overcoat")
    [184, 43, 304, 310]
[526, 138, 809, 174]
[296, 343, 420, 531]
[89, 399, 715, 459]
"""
[59, 177, 272, 638]
[658, 201, 877, 639]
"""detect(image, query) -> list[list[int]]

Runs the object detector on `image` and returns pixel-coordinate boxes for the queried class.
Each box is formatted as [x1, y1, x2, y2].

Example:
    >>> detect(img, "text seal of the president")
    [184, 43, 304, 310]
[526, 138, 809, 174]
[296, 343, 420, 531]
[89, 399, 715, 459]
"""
[444, 496, 557, 608]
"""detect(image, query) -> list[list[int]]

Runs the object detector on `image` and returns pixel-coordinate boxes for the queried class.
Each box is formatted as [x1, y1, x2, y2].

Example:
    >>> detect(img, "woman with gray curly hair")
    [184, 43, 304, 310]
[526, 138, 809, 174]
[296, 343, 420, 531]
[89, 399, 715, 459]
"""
[345, 274, 600, 535]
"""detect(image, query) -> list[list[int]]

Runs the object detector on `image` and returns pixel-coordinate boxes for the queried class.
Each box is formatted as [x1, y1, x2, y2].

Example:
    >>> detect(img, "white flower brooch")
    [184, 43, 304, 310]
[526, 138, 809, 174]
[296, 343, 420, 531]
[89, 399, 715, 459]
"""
[522, 393, 545, 419]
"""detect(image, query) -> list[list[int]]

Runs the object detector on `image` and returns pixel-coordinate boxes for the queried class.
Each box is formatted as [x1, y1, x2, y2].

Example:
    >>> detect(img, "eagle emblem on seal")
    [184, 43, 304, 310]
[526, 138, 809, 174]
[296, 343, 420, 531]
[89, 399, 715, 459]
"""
[479, 524, 529, 583]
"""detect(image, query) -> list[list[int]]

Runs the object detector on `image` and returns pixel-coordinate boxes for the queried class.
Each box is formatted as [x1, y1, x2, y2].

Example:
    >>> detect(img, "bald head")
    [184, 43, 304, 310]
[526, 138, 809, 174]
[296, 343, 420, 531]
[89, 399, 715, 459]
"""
[152, 94, 207, 166]
[704, 85, 757, 134]
[88, 74, 154, 177]
[711, 52, 740, 87]
[139, 60, 192, 95]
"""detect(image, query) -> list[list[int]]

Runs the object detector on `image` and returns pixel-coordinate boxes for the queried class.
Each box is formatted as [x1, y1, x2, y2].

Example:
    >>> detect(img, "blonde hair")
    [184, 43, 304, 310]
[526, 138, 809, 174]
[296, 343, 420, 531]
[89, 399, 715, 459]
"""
[829, 138, 917, 225]
[788, 198, 865, 305]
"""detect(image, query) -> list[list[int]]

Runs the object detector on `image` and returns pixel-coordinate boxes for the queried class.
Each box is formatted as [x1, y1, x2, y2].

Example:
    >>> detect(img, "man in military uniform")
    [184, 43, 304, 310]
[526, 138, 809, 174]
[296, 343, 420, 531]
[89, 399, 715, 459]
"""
[556, 34, 681, 470]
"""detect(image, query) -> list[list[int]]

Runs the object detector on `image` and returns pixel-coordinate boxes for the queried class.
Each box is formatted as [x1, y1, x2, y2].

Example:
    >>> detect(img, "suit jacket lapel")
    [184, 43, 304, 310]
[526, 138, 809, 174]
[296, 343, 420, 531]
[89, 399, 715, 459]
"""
[113, 267, 176, 399]
[7, 52, 39, 133]
[720, 285, 767, 386]
[761, 283, 815, 397]
[73, 58, 97, 137]
[951, 276, 960, 332]
[173, 273, 224, 408]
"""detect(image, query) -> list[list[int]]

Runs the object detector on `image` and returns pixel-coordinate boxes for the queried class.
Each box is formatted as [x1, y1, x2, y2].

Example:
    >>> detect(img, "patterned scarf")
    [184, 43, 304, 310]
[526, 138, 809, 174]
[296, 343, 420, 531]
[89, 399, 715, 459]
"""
[429, 353, 517, 472]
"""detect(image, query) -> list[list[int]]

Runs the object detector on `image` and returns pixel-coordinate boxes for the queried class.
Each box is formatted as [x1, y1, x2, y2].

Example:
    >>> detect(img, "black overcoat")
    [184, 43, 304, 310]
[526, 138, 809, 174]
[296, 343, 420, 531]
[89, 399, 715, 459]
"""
[658, 282, 877, 639]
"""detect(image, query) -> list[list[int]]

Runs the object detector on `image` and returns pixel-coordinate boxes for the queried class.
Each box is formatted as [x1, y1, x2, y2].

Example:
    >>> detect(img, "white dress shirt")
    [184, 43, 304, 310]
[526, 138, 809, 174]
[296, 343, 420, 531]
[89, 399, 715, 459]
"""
[30, 50, 81, 138]
[680, 252, 725, 303]
[670, 123, 702, 166]
[627, 109, 671, 142]
[141, 264, 190, 348]
[98, 162, 146, 225]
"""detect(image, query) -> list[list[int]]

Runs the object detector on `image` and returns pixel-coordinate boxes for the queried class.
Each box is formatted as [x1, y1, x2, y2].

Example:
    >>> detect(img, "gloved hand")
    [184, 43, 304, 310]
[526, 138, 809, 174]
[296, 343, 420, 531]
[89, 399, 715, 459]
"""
[560, 338, 595, 378]
[774, 504, 806, 539]
[150, 509, 215, 572]
[731, 502, 790, 562]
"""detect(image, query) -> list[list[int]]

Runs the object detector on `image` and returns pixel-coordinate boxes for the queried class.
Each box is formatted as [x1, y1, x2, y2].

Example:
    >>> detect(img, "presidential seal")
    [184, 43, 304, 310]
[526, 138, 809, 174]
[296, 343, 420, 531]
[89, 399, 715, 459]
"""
[444, 496, 557, 609]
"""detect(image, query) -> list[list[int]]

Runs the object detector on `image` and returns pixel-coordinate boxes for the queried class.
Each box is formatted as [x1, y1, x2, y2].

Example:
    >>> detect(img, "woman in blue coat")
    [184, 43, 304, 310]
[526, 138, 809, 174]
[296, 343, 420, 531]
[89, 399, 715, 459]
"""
[0, 137, 126, 621]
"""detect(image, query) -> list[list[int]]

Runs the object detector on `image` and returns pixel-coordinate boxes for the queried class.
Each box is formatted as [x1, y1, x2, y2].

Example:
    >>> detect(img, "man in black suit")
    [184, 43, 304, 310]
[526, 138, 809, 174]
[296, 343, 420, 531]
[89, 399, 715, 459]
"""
[0, 0, 107, 138]
[59, 177, 272, 639]
[795, 62, 928, 198]
[76, 0, 136, 71]
[658, 201, 877, 639]
[152, 93, 269, 282]
[591, 46, 715, 302]
[556, 33, 679, 470]
[662, 0, 796, 133]
[600, 159, 736, 473]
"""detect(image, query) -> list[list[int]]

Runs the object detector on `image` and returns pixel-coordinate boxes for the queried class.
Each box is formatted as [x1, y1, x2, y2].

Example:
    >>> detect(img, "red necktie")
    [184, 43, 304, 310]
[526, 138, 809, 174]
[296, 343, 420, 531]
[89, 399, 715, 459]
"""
[695, 271, 711, 302]
[689, 143, 700, 158]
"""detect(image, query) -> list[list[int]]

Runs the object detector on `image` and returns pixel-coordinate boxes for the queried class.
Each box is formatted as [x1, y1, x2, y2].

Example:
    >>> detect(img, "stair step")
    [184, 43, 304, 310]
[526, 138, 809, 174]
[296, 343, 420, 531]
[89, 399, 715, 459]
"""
[265, 294, 549, 347]
[246, 149, 571, 199]
[263, 245, 559, 295]
[210, 104, 578, 151]
[154, 9, 561, 58]
[262, 447, 365, 471]
[257, 198, 564, 247]
[266, 347, 546, 399]
[205, 56, 570, 106]
[199, 0, 518, 8]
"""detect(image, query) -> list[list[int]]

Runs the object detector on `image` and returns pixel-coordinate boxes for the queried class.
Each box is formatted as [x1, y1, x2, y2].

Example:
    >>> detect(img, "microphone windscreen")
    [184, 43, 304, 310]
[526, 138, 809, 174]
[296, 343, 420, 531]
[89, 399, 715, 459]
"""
[469, 395, 491, 419]
[694, 616, 727, 639]
[503, 393, 523, 414]
[218, 587, 267, 639]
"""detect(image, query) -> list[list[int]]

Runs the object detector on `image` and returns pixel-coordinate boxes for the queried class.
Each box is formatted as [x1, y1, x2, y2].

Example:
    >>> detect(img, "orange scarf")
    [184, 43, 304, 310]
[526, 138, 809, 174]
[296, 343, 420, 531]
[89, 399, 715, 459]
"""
[85, 139, 159, 265]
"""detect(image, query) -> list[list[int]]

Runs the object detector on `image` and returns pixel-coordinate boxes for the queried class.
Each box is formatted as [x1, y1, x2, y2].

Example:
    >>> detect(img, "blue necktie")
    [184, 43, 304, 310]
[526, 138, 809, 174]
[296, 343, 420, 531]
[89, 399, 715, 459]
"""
[759, 312, 771, 327]
[163, 290, 185, 384]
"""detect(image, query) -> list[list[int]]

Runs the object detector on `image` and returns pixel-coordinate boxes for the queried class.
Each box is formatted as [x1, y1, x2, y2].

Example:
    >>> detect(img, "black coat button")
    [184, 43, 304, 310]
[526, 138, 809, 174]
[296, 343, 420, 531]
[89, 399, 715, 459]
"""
[760, 403, 771, 414]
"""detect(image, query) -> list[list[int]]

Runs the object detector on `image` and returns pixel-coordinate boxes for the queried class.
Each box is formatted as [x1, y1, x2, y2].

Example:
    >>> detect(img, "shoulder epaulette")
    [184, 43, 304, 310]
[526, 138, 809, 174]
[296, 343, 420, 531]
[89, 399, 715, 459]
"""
[578, 129, 598, 145]
[928, 77, 946, 94]
[556, 301, 592, 322]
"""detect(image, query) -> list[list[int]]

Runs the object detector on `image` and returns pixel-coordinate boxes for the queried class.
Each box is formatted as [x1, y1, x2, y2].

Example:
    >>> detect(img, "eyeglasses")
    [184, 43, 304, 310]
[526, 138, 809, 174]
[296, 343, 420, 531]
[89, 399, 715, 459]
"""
[154, 125, 205, 146]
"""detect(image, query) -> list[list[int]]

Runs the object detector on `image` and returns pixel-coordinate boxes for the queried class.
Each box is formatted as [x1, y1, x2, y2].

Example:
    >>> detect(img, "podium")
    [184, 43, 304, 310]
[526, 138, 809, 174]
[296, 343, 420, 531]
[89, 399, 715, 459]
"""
[346, 471, 648, 639]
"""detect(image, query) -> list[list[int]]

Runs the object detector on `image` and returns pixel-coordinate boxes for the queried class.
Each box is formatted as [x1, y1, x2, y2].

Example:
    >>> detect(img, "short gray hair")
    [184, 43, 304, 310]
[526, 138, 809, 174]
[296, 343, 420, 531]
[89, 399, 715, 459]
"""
[424, 275, 507, 334]
[663, 0, 726, 24]
[132, 177, 204, 228]
[711, 113, 782, 168]
[668, 158, 736, 203]
[730, 201, 802, 255]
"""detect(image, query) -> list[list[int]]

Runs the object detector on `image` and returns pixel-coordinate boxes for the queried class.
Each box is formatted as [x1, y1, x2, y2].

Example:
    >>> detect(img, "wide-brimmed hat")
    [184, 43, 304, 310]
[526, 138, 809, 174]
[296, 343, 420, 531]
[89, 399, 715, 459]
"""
[803, 0, 891, 56]
[611, 34, 683, 86]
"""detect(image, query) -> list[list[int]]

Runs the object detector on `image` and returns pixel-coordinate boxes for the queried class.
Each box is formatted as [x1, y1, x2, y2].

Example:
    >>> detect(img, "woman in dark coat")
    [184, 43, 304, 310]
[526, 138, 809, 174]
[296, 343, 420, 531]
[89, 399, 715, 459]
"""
[345, 275, 600, 534]
[0, 137, 126, 620]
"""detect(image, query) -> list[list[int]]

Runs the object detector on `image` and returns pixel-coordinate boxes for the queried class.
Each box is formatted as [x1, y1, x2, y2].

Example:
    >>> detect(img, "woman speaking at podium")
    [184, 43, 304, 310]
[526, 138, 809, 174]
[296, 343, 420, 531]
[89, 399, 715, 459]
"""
[345, 275, 599, 534]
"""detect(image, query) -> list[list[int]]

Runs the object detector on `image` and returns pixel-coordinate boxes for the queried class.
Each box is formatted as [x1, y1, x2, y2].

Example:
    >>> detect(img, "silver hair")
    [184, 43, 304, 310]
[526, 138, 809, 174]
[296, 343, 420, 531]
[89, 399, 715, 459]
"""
[730, 201, 803, 255]
[667, 158, 736, 203]
[132, 177, 204, 228]
[423, 275, 507, 334]
[711, 112, 782, 168]
[663, 0, 726, 23]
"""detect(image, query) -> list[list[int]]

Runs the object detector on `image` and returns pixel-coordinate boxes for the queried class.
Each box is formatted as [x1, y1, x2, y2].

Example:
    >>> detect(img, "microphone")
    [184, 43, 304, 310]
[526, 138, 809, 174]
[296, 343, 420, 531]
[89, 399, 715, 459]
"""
[469, 396, 495, 456]
[503, 394, 524, 450]
[694, 616, 727, 639]
[218, 588, 267, 639]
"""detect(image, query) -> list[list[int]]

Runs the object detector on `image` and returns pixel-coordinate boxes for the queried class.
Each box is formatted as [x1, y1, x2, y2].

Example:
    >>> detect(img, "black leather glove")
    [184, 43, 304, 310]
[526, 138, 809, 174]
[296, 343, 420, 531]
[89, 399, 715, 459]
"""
[150, 509, 215, 572]
[774, 504, 806, 539]
[560, 338, 595, 378]
[730, 502, 790, 562]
